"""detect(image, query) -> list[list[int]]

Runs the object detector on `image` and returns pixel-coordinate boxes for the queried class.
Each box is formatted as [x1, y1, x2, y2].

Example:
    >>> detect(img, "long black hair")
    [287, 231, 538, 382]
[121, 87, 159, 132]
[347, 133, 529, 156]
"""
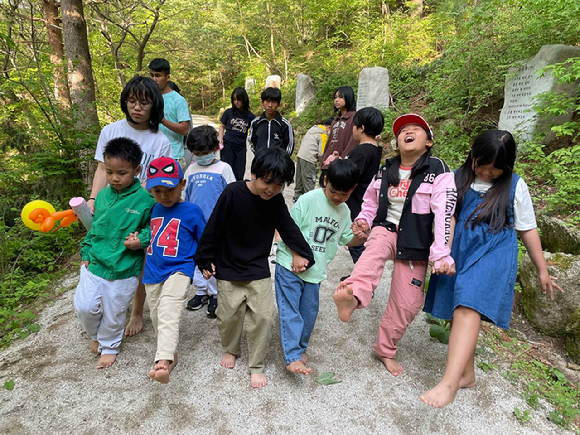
[334, 86, 356, 113]
[455, 130, 516, 232]
[120, 76, 164, 133]
[231, 87, 250, 115]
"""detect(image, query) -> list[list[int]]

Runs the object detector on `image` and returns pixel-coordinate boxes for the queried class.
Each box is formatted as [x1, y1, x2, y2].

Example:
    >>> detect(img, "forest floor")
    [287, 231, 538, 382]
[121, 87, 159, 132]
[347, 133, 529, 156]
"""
[0, 141, 576, 434]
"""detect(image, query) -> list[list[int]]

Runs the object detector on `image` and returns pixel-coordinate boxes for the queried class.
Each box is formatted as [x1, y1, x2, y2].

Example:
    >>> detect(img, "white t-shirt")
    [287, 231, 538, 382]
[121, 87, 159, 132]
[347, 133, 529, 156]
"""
[95, 119, 173, 183]
[471, 176, 536, 231]
[386, 166, 412, 226]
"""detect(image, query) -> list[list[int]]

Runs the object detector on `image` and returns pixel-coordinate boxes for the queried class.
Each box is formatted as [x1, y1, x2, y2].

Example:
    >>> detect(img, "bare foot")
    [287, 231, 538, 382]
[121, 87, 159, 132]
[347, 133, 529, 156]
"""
[250, 373, 268, 388]
[419, 381, 458, 408]
[302, 353, 308, 364]
[378, 356, 404, 376]
[125, 315, 144, 336]
[221, 352, 236, 369]
[333, 282, 358, 322]
[90, 340, 99, 354]
[151, 355, 178, 384]
[97, 354, 116, 369]
[286, 361, 311, 375]
[459, 373, 476, 389]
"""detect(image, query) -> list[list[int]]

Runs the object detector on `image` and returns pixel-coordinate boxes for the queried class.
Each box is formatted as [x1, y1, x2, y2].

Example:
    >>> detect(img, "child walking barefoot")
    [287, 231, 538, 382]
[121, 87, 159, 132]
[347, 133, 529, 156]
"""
[142, 157, 206, 383]
[195, 148, 314, 388]
[420, 130, 563, 408]
[333, 114, 457, 376]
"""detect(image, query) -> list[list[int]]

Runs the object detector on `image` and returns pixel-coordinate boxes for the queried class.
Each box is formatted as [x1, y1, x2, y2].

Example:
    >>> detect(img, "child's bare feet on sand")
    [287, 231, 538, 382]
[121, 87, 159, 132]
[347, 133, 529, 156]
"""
[221, 352, 236, 368]
[125, 315, 144, 336]
[97, 354, 116, 369]
[251, 373, 267, 388]
[149, 355, 178, 384]
[286, 360, 311, 375]
[378, 356, 404, 376]
[302, 353, 308, 364]
[90, 340, 99, 354]
[419, 381, 458, 408]
[333, 282, 358, 322]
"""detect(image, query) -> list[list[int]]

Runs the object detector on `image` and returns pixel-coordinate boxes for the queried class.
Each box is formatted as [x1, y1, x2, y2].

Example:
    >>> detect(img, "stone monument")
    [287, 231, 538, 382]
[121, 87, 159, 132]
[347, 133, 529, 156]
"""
[265, 75, 281, 89]
[498, 44, 580, 147]
[295, 74, 316, 114]
[356, 67, 390, 111]
[244, 77, 256, 93]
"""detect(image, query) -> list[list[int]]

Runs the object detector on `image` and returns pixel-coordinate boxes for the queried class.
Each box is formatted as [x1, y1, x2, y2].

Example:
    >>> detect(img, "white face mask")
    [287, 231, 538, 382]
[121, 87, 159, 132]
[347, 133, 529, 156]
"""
[193, 153, 216, 166]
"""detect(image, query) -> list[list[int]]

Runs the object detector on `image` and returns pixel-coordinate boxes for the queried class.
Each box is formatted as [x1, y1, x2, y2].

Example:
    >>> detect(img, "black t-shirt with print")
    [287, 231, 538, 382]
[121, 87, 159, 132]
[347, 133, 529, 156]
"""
[220, 108, 255, 148]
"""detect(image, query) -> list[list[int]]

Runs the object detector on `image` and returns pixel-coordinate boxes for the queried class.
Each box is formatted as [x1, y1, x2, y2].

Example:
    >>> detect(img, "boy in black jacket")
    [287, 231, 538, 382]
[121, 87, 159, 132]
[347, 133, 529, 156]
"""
[248, 87, 294, 156]
[195, 148, 314, 388]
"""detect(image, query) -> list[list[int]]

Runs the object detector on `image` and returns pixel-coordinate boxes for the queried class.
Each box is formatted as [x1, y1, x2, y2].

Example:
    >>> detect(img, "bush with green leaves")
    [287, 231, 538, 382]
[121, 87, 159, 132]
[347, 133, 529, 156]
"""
[0, 219, 80, 347]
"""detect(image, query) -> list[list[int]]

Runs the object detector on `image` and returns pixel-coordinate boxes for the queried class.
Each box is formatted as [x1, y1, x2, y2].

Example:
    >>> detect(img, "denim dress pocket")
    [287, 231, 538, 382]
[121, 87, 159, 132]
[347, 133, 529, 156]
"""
[412, 183, 432, 214]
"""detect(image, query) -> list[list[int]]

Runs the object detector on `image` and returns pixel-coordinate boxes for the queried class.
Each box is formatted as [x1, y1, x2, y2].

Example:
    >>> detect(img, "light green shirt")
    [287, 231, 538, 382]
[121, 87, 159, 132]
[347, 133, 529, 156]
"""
[276, 188, 354, 284]
[160, 91, 190, 159]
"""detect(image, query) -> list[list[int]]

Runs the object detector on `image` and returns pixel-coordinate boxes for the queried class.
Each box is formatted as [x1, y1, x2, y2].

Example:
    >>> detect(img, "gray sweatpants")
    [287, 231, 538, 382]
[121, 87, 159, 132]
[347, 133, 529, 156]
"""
[74, 265, 139, 355]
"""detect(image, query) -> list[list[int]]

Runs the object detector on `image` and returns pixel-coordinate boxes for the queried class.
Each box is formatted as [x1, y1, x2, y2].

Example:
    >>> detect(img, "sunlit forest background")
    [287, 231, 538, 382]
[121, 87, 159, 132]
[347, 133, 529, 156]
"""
[0, 0, 578, 346]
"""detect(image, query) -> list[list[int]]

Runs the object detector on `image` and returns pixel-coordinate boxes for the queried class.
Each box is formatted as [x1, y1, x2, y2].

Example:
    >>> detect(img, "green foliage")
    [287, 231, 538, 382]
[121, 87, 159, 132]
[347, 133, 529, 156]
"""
[4, 380, 14, 391]
[0, 219, 79, 348]
[477, 361, 498, 373]
[513, 407, 532, 424]
[317, 372, 342, 385]
[425, 313, 451, 344]
[499, 345, 580, 430]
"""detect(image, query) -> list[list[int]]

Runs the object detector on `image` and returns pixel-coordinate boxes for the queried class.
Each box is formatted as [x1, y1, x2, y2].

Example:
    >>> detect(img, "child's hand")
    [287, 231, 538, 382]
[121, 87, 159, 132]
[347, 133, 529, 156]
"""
[80, 260, 89, 269]
[352, 219, 370, 240]
[539, 270, 563, 300]
[323, 151, 340, 166]
[124, 232, 142, 250]
[291, 255, 309, 273]
[432, 256, 456, 276]
[202, 264, 216, 280]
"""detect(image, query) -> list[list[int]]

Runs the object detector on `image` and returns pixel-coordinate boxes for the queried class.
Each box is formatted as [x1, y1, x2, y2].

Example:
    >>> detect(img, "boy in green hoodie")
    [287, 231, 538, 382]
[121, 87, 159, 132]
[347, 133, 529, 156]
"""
[74, 137, 156, 369]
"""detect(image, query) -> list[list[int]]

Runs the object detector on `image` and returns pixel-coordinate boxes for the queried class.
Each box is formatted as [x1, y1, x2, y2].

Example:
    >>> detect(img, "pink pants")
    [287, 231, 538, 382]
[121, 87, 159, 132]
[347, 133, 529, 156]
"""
[345, 226, 427, 359]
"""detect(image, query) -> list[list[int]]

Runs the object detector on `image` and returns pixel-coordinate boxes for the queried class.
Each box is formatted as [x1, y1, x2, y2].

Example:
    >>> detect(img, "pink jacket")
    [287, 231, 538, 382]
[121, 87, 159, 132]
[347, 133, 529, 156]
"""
[356, 156, 457, 268]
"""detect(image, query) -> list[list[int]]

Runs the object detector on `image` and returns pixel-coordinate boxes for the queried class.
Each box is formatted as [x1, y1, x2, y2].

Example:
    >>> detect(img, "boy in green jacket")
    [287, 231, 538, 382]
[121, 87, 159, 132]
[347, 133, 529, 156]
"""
[74, 137, 156, 369]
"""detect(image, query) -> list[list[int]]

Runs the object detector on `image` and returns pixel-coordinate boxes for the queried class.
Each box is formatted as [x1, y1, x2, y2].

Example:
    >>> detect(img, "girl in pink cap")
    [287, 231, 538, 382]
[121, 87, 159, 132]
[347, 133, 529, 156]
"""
[333, 113, 457, 376]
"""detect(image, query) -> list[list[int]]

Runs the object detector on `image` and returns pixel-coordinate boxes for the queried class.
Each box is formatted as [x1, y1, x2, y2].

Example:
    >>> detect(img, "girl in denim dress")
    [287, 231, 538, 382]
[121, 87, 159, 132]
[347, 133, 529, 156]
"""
[421, 130, 562, 408]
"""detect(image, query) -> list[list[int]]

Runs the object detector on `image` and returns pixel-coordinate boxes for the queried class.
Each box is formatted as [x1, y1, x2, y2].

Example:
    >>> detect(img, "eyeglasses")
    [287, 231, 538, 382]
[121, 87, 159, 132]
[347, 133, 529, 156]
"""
[126, 99, 152, 108]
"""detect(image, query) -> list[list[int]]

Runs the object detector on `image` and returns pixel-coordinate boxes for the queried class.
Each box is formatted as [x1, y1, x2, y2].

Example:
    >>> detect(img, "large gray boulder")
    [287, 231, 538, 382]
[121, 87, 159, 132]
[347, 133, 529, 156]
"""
[295, 73, 316, 114]
[520, 252, 580, 362]
[537, 215, 580, 255]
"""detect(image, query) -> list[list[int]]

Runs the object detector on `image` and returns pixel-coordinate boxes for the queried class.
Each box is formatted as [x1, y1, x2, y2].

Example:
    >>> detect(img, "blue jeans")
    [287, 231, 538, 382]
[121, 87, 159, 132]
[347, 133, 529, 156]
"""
[274, 264, 320, 365]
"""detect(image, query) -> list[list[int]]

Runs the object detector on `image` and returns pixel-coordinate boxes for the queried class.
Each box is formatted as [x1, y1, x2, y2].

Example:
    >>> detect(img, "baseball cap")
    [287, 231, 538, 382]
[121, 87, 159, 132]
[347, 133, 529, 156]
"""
[146, 156, 183, 190]
[392, 114, 433, 140]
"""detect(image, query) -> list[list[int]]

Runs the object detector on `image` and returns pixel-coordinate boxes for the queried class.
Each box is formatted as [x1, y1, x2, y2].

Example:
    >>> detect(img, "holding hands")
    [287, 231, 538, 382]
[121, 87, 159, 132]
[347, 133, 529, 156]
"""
[291, 252, 309, 273]
[124, 232, 142, 250]
[202, 263, 216, 280]
[432, 257, 456, 276]
[352, 219, 370, 241]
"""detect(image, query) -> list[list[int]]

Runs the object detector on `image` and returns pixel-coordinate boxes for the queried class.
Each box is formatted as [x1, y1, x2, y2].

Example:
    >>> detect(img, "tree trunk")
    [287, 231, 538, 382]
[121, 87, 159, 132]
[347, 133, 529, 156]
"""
[61, 0, 99, 132]
[410, 0, 423, 18]
[42, 0, 71, 108]
[61, 0, 99, 187]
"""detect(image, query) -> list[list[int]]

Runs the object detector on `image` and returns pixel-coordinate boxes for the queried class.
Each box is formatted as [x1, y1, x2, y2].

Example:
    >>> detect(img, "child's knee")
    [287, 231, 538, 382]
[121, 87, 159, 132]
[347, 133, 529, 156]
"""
[75, 298, 101, 318]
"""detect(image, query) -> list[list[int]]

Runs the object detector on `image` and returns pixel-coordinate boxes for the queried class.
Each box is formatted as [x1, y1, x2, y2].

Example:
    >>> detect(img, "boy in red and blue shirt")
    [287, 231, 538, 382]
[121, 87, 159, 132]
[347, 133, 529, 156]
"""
[141, 156, 206, 383]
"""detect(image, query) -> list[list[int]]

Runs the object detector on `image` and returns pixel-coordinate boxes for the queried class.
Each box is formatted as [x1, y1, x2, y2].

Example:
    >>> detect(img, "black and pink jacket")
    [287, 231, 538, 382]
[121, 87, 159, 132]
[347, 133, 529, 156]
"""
[357, 155, 457, 266]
